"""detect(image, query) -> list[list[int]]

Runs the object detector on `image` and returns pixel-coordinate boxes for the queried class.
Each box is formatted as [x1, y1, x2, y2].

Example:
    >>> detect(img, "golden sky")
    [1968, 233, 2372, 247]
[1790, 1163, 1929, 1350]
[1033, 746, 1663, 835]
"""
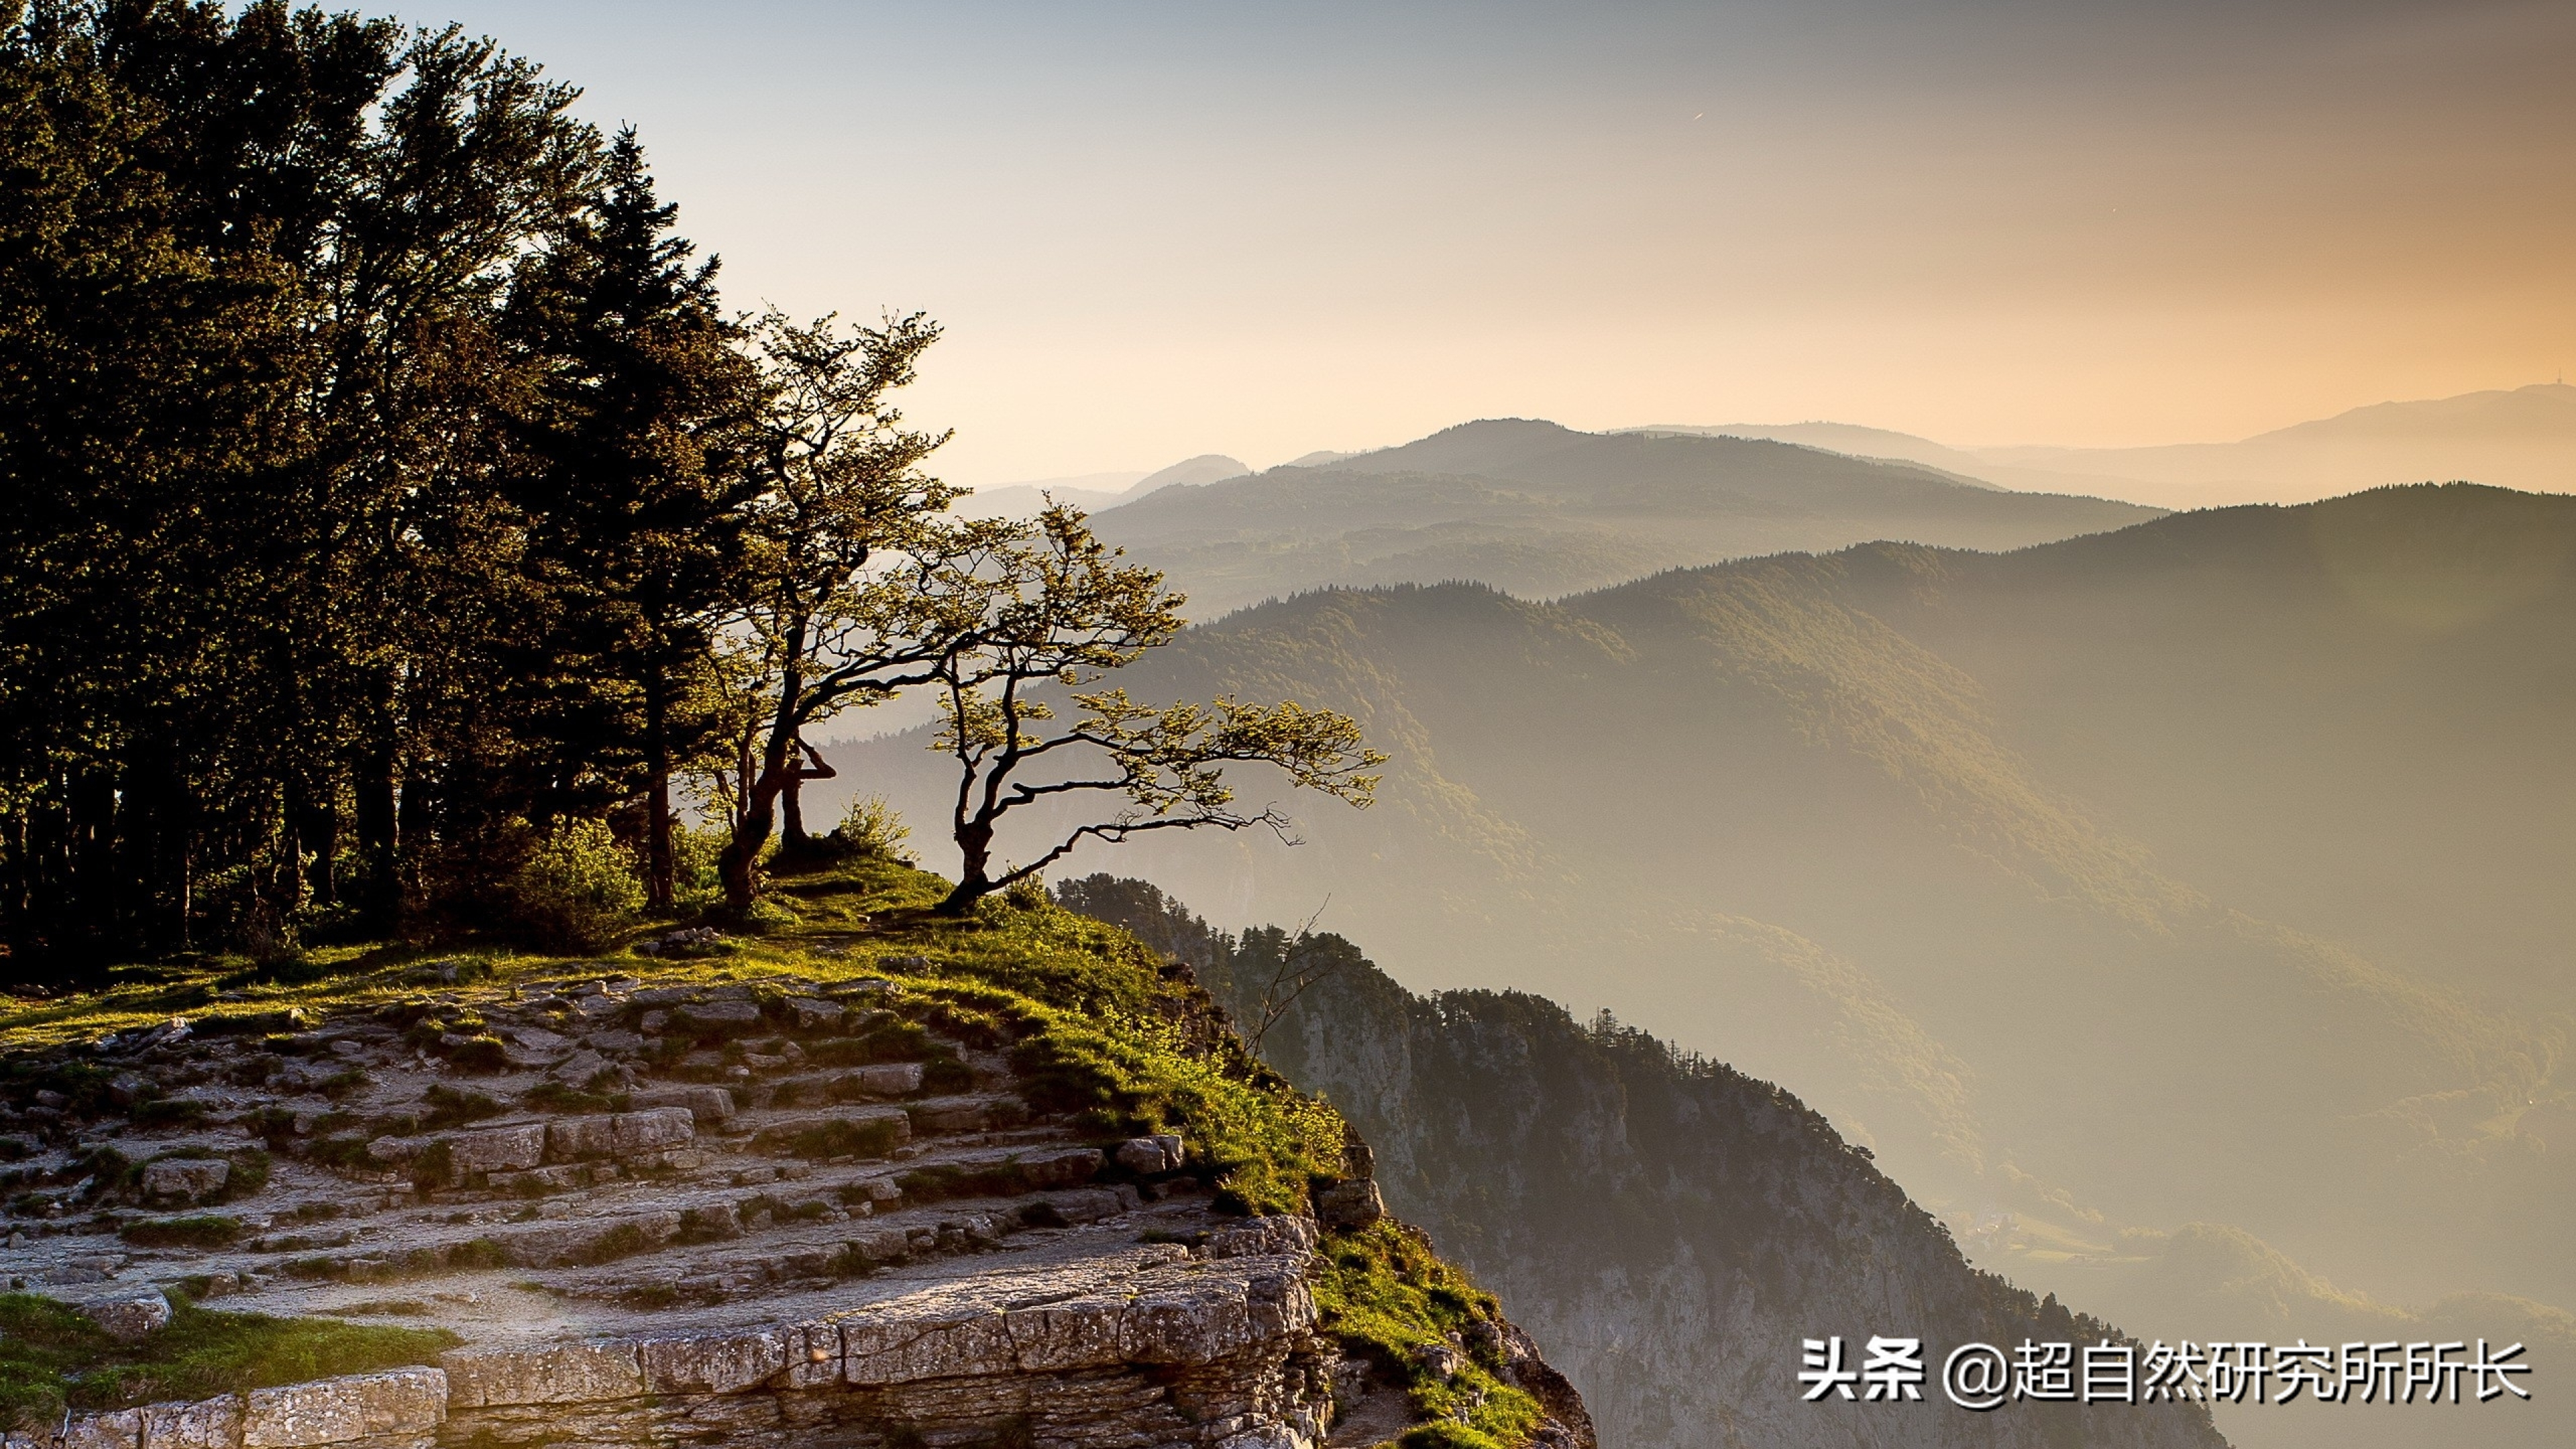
[431, 0, 2576, 484]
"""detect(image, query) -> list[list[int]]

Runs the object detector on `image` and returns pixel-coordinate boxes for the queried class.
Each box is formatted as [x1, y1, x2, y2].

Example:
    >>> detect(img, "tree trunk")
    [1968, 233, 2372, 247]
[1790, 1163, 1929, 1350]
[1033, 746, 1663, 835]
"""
[935, 818, 995, 915]
[643, 663, 675, 912]
[718, 757, 785, 912]
[305, 788, 340, 907]
[782, 773, 808, 851]
[718, 653, 808, 912]
[354, 666, 400, 934]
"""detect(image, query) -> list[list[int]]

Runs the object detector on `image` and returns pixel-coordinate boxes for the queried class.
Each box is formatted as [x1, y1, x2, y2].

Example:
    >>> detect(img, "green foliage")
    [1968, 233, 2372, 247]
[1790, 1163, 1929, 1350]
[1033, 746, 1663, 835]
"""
[0, 1295, 456, 1431]
[409, 1140, 455, 1193]
[924, 506, 1385, 916]
[131, 1097, 207, 1129]
[443, 1036, 510, 1074]
[119, 1215, 243, 1249]
[672, 822, 729, 908]
[419, 1085, 506, 1130]
[1004, 1006, 1342, 1215]
[761, 1116, 902, 1161]
[508, 820, 645, 953]
[803, 1016, 934, 1067]
[832, 796, 915, 863]
[520, 1081, 618, 1114]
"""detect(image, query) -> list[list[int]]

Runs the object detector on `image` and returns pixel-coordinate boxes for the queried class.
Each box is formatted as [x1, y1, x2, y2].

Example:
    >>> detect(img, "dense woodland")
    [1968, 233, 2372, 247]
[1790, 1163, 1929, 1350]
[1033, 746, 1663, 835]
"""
[0, 1, 1377, 977]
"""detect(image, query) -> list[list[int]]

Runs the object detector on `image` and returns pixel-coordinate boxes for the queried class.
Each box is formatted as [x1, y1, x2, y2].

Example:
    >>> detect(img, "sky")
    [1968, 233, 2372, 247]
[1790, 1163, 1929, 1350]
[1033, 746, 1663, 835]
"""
[417, 0, 2576, 487]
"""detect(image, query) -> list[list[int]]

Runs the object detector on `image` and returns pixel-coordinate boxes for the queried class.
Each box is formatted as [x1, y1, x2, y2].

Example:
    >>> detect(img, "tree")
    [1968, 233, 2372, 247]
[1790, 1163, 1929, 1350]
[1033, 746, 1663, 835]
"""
[500, 129, 758, 912]
[712, 309, 959, 911]
[925, 506, 1385, 916]
[0, 0, 606, 967]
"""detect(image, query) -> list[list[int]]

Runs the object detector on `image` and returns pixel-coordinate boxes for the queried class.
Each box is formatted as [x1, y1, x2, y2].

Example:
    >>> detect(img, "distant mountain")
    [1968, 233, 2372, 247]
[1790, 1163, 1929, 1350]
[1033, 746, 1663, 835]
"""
[1977, 382, 2576, 507]
[951, 470, 1145, 520]
[1088, 418, 2159, 614]
[1621, 421, 2147, 499]
[835, 484, 2576, 1449]
[953, 452, 1249, 521]
[1061, 875, 2233, 1449]
[1132, 452, 1251, 492]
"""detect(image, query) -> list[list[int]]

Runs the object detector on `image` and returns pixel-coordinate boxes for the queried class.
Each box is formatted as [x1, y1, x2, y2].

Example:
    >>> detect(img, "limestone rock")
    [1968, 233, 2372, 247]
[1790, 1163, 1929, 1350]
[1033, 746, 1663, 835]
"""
[547, 1048, 613, 1085]
[753, 1106, 910, 1155]
[441, 1341, 644, 1408]
[57, 1407, 140, 1449]
[1314, 1178, 1384, 1230]
[140, 1157, 229, 1203]
[629, 1084, 735, 1122]
[447, 1122, 548, 1177]
[541, 1114, 618, 1159]
[487, 1210, 680, 1267]
[136, 1395, 244, 1449]
[838, 1061, 922, 1096]
[1116, 1134, 1185, 1174]
[73, 1287, 170, 1340]
[543, 1107, 693, 1162]
[780, 996, 843, 1030]
[1037, 1187, 1127, 1224]
[635, 1327, 790, 1394]
[611, 1105, 694, 1152]
[673, 999, 761, 1034]
[1203, 1216, 1321, 1259]
[240, 1368, 445, 1447]
[1018, 1146, 1105, 1188]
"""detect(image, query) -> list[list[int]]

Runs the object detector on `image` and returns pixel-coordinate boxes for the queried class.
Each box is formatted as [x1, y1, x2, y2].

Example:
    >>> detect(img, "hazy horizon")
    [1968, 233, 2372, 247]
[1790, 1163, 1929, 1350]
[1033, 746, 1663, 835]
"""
[411, 0, 2575, 489]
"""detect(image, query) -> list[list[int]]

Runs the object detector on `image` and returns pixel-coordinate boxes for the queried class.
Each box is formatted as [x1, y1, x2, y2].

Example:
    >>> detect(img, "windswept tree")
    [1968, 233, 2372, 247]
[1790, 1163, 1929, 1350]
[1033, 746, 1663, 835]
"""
[710, 309, 964, 910]
[926, 506, 1385, 916]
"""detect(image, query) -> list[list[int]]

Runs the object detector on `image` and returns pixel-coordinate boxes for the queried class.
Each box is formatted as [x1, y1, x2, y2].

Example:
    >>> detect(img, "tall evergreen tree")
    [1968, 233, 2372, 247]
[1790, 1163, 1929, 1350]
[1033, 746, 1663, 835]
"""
[500, 130, 759, 912]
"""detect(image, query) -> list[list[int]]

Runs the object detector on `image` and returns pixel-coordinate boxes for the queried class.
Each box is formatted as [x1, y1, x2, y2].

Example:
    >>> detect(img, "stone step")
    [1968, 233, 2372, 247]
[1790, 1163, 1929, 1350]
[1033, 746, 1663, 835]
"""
[148, 1138, 1121, 1290]
[54, 1234, 1328, 1449]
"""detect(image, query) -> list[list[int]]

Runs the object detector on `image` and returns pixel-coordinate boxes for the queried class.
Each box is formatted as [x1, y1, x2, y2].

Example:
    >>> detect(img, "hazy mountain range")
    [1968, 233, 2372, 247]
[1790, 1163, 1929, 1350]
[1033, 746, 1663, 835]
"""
[1081, 419, 2159, 614]
[962, 384, 2575, 621]
[1974, 382, 2576, 508]
[1654, 382, 2576, 511]
[831, 480, 2574, 1449]
[949, 451, 1250, 520]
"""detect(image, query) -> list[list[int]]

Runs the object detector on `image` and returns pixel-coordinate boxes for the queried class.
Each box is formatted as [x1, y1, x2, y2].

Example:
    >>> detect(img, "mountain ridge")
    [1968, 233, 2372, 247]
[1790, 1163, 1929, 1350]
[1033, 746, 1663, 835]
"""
[1087, 418, 2160, 614]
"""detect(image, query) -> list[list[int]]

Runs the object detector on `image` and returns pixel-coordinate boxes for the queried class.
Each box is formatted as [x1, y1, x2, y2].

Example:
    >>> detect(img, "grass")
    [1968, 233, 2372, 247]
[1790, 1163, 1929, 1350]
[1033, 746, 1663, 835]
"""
[419, 1084, 506, 1130]
[1310, 1222, 1547, 1448]
[119, 1214, 243, 1248]
[760, 1116, 904, 1161]
[0, 1294, 457, 1431]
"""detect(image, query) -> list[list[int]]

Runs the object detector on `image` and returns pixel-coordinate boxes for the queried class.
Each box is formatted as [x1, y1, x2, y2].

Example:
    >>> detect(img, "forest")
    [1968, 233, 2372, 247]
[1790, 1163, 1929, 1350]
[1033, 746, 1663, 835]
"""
[0, 0, 1377, 977]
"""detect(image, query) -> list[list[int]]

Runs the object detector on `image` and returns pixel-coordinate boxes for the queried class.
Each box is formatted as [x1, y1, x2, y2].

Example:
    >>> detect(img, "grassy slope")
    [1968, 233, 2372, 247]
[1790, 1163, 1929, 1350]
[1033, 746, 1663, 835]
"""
[1, 858, 1555, 1447]
[0, 1295, 456, 1431]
